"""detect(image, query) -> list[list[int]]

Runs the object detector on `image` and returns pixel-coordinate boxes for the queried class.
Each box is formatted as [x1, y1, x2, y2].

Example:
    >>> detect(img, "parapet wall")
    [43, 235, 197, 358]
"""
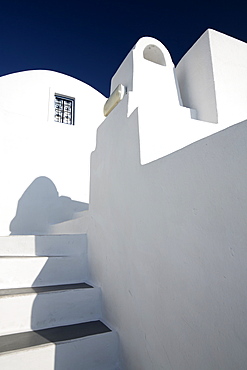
[88, 31, 247, 368]
[88, 96, 247, 369]
[176, 29, 247, 125]
[104, 32, 247, 164]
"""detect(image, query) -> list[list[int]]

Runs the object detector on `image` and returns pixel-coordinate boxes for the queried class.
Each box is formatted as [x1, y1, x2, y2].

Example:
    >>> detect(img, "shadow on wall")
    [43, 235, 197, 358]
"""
[10, 176, 88, 235]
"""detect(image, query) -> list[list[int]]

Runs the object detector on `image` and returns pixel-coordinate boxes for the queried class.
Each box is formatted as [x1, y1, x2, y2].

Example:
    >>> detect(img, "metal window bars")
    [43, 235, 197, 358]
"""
[54, 94, 75, 125]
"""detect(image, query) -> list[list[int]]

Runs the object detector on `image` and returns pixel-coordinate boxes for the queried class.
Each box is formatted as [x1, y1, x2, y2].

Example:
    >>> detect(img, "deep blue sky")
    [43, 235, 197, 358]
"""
[0, 0, 246, 97]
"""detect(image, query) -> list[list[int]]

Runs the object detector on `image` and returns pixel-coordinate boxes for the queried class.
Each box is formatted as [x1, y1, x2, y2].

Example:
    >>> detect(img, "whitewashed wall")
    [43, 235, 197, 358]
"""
[109, 36, 247, 165]
[0, 70, 106, 235]
[88, 33, 247, 370]
[176, 29, 247, 125]
[88, 98, 247, 370]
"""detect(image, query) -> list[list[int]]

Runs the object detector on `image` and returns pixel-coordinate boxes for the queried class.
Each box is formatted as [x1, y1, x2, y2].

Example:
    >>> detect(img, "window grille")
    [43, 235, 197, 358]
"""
[54, 94, 75, 125]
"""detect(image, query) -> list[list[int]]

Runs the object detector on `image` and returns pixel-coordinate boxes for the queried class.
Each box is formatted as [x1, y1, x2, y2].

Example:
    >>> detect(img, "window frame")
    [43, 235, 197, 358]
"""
[54, 93, 75, 125]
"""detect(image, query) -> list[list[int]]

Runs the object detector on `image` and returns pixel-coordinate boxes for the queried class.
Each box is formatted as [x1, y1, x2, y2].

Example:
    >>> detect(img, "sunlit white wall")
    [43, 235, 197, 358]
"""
[109, 35, 247, 165]
[88, 33, 247, 369]
[89, 95, 247, 370]
[0, 70, 106, 235]
[176, 29, 247, 125]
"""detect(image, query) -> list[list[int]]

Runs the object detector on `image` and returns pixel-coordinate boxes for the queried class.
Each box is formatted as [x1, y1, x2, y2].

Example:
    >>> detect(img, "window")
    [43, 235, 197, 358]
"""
[54, 94, 75, 125]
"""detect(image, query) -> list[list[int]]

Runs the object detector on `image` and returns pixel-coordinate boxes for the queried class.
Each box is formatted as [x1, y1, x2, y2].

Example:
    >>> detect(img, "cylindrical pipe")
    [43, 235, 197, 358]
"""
[103, 84, 125, 117]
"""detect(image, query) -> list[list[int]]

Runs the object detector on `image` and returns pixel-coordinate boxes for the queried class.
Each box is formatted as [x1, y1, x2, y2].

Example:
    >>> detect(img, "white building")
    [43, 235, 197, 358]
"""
[0, 70, 106, 236]
[1, 29, 247, 370]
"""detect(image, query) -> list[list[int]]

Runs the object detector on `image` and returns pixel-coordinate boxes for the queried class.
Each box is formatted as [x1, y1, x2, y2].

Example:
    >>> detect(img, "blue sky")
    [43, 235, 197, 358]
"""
[0, 0, 246, 97]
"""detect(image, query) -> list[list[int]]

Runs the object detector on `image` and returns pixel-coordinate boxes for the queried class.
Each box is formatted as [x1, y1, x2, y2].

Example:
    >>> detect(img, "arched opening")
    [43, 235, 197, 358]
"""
[143, 45, 166, 66]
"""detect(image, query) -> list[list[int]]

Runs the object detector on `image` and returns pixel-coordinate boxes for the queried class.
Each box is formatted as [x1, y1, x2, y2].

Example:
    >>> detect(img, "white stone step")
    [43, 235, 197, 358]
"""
[0, 256, 87, 289]
[0, 283, 101, 335]
[0, 234, 120, 368]
[0, 322, 120, 370]
[49, 210, 89, 234]
[0, 234, 87, 256]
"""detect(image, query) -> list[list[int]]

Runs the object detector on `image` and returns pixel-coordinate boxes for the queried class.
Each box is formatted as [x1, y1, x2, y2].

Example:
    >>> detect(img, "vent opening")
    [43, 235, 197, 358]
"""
[143, 45, 166, 66]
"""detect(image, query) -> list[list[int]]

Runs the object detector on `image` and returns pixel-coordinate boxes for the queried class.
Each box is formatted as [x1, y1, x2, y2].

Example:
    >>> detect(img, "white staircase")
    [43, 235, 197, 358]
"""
[0, 235, 119, 369]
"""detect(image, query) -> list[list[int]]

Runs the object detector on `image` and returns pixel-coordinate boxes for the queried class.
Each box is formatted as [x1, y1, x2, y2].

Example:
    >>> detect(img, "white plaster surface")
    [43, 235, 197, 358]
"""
[88, 101, 247, 369]
[0, 235, 88, 289]
[0, 287, 101, 335]
[209, 29, 247, 124]
[0, 331, 119, 370]
[108, 35, 247, 165]
[54, 331, 120, 370]
[0, 233, 120, 369]
[110, 37, 194, 164]
[0, 345, 56, 370]
[0, 234, 119, 369]
[0, 256, 87, 289]
[108, 34, 247, 165]
[176, 29, 247, 126]
[49, 210, 89, 234]
[0, 234, 87, 256]
[176, 29, 217, 123]
[0, 70, 106, 235]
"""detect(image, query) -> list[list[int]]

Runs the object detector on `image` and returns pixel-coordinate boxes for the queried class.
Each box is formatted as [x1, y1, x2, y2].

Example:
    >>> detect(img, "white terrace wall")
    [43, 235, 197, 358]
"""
[89, 97, 247, 370]
[0, 70, 106, 235]
[176, 29, 247, 125]
[109, 34, 247, 165]
[88, 34, 247, 370]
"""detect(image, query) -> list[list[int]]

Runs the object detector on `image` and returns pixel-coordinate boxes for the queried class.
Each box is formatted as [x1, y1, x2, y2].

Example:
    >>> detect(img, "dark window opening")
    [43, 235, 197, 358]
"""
[54, 94, 75, 125]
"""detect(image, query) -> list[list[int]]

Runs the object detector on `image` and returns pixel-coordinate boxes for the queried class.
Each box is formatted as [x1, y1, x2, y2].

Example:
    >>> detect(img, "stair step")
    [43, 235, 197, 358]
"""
[49, 211, 89, 234]
[0, 322, 119, 370]
[0, 283, 101, 335]
[0, 234, 87, 256]
[0, 321, 110, 353]
[0, 234, 120, 368]
[0, 282, 92, 297]
[0, 256, 87, 289]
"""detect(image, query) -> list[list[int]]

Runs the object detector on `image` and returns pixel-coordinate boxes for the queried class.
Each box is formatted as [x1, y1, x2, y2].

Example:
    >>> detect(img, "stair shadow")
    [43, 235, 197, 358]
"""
[9, 176, 90, 369]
